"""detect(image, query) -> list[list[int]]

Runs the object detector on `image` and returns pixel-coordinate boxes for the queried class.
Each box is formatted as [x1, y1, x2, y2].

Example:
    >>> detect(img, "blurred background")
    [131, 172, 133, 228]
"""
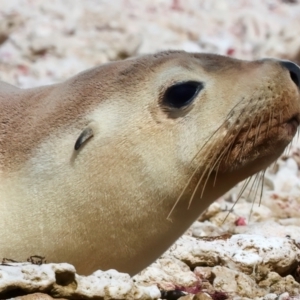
[1, 0, 300, 88]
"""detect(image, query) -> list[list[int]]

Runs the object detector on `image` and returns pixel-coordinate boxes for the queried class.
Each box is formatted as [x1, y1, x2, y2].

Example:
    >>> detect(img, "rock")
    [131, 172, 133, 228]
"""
[276, 292, 291, 300]
[235, 220, 300, 243]
[178, 295, 194, 300]
[230, 202, 273, 223]
[0, 263, 160, 299]
[178, 292, 215, 300]
[198, 202, 222, 221]
[134, 257, 198, 290]
[166, 234, 300, 281]
[13, 293, 67, 300]
[261, 294, 278, 300]
[194, 292, 212, 300]
[259, 272, 300, 296]
[193, 267, 213, 281]
[190, 221, 226, 238]
[208, 211, 238, 229]
[0, 13, 24, 45]
[212, 266, 265, 298]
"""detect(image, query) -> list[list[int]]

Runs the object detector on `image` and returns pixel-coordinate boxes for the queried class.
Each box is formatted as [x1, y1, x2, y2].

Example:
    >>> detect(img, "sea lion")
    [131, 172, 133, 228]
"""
[0, 51, 300, 276]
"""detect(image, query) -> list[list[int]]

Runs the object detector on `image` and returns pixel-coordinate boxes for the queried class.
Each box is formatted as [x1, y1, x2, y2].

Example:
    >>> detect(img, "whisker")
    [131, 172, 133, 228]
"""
[259, 169, 266, 207]
[270, 153, 281, 174]
[287, 142, 292, 156]
[187, 139, 230, 209]
[224, 104, 257, 164]
[200, 141, 235, 198]
[168, 104, 247, 217]
[283, 139, 293, 156]
[222, 176, 252, 224]
[201, 140, 241, 198]
[247, 173, 259, 201]
[187, 165, 210, 209]
[170, 127, 228, 217]
[224, 119, 248, 163]
[189, 130, 220, 164]
[254, 116, 263, 145]
[254, 171, 263, 202]
[266, 108, 273, 138]
[192, 96, 253, 211]
[240, 118, 254, 152]
[169, 91, 260, 219]
[239, 96, 263, 158]
[213, 159, 221, 186]
[248, 172, 261, 222]
[186, 140, 230, 211]
[190, 96, 250, 164]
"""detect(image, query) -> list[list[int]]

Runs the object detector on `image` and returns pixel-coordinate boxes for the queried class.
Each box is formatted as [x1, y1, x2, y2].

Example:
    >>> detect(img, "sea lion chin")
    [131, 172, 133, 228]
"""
[0, 51, 299, 275]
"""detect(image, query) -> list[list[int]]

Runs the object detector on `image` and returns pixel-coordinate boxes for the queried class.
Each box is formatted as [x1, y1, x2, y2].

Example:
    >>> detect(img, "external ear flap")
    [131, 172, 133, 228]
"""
[74, 127, 94, 150]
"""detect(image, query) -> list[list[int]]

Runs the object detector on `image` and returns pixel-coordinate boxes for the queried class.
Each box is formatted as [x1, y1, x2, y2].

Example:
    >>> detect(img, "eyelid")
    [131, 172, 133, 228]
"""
[162, 81, 204, 109]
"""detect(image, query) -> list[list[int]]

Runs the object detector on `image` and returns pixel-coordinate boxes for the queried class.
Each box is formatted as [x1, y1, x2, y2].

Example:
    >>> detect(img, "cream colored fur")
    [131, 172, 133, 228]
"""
[0, 51, 299, 275]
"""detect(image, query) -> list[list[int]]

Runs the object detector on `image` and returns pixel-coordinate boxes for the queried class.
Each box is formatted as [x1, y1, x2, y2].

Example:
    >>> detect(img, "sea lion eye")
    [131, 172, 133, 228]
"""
[163, 81, 204, 108]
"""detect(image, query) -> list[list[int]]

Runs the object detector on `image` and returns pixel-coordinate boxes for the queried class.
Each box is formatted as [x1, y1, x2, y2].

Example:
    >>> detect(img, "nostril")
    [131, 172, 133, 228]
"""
[290, 71, 299, 87]
[280, 60, 300, 88]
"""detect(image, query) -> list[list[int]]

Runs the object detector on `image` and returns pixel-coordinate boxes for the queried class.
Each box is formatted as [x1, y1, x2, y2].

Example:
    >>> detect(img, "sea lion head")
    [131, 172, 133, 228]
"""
[86, 52, 300, 205]
[67, 51, 300, 222]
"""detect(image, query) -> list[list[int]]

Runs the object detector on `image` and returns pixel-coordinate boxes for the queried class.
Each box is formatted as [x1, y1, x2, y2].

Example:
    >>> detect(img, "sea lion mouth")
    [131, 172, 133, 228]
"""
[285, 114, 300, 136]
[210, 109, 300, 176]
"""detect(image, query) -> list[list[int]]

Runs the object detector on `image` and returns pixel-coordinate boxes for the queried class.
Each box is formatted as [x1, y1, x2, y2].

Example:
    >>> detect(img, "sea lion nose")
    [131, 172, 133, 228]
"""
[280, 60, 300, 88]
